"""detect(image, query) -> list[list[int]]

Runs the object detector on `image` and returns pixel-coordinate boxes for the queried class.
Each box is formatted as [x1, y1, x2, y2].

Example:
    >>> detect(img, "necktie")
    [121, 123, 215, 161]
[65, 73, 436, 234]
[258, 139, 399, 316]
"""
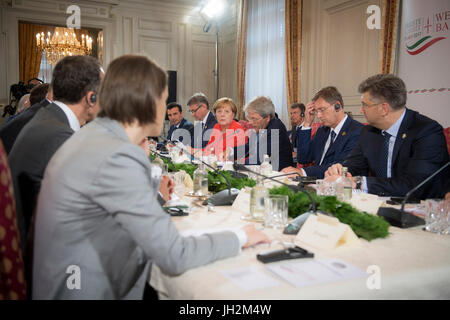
[329, 130, 336, 148]
[377, 131, 391, 178]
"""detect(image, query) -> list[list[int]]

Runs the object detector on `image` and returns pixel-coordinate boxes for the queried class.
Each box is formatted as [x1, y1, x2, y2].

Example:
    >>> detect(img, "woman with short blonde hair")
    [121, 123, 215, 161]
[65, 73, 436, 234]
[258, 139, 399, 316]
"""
[204, 97, 246, 160]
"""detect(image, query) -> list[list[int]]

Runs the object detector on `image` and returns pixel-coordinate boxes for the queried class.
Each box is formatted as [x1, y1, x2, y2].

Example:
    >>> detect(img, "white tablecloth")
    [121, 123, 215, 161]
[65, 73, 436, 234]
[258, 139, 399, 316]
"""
[150, 194, 450, 300]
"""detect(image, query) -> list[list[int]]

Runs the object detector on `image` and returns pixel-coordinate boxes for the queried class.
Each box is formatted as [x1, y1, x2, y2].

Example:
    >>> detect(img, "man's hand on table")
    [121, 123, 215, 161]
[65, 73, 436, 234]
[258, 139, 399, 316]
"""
[241, 224, 271, 249]
[281, 166, 304, 177]
[324, 163, 356, 188]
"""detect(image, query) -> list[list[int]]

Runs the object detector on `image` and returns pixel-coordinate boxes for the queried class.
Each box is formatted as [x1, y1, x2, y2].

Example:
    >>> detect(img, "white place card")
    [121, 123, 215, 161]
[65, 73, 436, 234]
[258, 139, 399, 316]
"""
[295, 213, 359, 250]
[231, 187, 251, 211]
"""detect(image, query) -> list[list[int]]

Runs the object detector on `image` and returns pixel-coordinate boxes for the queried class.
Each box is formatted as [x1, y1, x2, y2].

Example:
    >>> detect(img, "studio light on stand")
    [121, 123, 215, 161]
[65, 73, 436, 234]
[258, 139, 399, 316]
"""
[200, 0, 227, 101]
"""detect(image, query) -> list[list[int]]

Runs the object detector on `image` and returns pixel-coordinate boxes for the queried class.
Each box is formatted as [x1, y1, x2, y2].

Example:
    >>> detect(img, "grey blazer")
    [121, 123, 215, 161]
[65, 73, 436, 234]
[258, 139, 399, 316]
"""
[32, 117, 240, 300]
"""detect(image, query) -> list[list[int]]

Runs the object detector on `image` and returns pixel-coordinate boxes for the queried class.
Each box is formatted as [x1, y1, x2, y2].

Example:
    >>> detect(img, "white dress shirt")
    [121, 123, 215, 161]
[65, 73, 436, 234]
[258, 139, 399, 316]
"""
[53, 100, 81, 132]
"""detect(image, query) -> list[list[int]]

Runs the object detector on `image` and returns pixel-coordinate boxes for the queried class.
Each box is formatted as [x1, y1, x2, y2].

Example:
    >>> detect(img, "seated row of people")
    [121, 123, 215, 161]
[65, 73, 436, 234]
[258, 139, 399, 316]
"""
[167, 75, 449, 200]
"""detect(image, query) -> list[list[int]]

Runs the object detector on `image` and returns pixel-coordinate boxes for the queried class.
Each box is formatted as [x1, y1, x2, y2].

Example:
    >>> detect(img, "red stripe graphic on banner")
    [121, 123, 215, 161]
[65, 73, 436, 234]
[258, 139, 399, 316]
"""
[407, 37, 446, 55]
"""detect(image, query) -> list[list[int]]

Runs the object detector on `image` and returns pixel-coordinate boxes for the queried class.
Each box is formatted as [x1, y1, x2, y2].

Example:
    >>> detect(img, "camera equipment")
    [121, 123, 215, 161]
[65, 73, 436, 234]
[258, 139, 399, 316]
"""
[2, 78, 43, 117]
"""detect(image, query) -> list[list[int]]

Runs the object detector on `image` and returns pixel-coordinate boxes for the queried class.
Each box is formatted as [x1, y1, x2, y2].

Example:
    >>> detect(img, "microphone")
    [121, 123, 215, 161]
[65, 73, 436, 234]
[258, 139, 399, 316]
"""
[169, 138, 239, 206]
[377, 161, 450, 228]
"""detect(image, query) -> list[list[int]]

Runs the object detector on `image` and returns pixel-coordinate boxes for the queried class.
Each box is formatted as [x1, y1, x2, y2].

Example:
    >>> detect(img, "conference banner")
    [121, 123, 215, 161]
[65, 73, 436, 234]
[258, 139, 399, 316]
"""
[397, 0, 450, 128]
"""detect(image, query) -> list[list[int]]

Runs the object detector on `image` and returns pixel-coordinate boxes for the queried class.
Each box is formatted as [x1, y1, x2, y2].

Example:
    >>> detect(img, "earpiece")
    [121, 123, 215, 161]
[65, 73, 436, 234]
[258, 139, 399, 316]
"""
[334, 103, 341, 111]
[301, 112, 305, 117]
[90, 93, 97, 104]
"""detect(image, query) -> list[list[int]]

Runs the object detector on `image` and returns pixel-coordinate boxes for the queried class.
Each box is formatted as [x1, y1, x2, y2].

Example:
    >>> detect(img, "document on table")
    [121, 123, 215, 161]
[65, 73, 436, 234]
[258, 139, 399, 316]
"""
[220, 267, 281, 291]
[265, 258, 366, 288]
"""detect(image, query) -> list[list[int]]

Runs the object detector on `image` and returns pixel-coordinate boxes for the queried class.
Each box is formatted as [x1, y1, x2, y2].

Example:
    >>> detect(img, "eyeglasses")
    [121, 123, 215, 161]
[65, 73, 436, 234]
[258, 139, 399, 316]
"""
[315, 106, 332, 114]
[189, 104, 202, 114]
[361, 101, 383, 109]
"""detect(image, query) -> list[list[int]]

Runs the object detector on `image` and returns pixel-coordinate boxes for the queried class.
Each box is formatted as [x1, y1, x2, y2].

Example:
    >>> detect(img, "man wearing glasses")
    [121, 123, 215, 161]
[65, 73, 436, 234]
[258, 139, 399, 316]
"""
[187, 92, 217, 149]
[281, 86, 363, 178]
[325, 74, 448, 199]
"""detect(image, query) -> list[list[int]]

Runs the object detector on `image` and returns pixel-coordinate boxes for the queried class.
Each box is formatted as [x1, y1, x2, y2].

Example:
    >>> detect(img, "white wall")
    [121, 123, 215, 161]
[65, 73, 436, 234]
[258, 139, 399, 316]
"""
[301, 0, 383, 123]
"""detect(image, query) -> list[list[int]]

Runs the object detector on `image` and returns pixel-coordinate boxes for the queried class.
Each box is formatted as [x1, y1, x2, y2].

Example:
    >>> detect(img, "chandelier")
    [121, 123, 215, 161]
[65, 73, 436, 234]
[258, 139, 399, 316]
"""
[36, 27, 93, 66]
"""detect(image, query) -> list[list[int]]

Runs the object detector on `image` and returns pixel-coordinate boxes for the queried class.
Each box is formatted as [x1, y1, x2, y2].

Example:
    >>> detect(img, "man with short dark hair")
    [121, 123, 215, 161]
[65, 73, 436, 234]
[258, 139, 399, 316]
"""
[288, 102, 305, 164]
[166, 102, 193, 141]
[9, 55, 103, 249]
[326, 74, 449, 199]
[282, 86, 363, 178]
[187, 93, 217, 149]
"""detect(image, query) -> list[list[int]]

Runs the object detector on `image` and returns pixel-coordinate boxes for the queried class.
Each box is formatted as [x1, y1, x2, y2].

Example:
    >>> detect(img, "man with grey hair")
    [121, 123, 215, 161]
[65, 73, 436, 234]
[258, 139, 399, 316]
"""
[243, 96, 293, 171]
[326, 74, 448, 199]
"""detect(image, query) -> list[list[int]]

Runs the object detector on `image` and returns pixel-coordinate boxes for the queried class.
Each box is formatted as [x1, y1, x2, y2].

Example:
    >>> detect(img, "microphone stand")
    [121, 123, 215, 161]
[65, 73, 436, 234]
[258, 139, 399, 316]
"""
[233, 163, 316, 212]
[163, 138, 239, 206]
[233, 163, 319, 235]
[377, 161, 450, 228]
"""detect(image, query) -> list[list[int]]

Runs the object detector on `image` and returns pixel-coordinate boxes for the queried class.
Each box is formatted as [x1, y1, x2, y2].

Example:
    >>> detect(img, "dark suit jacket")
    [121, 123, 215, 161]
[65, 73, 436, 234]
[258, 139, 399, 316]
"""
[343, 108, 449, 199]
[0, 99, 51, 154]
[190, 112, 217, 148]
[297, 116, 363, 178]
[167, 118, 193, 142]
[243, 117, 293, 171]
[8, 103, 74, 250]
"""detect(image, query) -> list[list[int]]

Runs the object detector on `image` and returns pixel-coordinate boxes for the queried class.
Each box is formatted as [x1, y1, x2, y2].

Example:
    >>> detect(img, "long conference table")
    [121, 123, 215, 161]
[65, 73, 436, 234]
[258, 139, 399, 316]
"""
[149, 181, 450, 300]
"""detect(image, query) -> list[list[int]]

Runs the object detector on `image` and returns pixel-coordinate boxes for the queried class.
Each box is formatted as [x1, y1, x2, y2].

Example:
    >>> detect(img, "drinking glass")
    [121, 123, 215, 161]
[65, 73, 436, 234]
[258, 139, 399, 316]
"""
[424, 199, 445, 234]
[264, 195, 289, 229]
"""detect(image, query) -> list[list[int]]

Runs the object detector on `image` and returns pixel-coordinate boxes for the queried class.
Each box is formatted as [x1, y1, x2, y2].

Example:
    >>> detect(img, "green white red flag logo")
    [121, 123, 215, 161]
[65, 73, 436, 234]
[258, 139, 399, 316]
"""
[406, 36, 446, 55]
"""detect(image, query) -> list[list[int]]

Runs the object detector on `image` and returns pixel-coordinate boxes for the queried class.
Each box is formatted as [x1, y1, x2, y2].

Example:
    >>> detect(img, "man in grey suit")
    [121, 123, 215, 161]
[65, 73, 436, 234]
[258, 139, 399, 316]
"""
[32, 55, 269, 300]
[8, 55, 103, 251]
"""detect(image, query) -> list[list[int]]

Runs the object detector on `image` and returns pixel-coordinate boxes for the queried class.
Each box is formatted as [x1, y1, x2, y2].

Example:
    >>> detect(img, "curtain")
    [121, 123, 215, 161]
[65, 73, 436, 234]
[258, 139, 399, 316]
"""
[236, 0, 248, 120]
[285, 0, 303, 117]
[379, 0, 400, 74]
[245, 0, 288, 126]
[18, 22, 47, 83]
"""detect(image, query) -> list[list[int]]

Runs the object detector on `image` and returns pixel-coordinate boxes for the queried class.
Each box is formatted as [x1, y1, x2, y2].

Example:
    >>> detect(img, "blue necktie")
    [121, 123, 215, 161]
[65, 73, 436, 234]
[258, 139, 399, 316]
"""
[378, 131, 391, 178]
[329, 130, 336, 147]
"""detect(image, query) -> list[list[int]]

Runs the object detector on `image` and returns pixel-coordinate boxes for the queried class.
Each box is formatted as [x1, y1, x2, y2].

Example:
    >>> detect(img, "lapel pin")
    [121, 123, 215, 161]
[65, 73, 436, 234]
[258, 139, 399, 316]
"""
[342, 131, 346, 136]
[402, 133, 406, 139]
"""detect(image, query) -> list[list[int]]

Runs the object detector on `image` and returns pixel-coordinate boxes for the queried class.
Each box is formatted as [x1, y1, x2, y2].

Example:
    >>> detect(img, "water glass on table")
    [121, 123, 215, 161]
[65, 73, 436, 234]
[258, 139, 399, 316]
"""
[264, 194, 289, 229]
[425, 199, 449, 235]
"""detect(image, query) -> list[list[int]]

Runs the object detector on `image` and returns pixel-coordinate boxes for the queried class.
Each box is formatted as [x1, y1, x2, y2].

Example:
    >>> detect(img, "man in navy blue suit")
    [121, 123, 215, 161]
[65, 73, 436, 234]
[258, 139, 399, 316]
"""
[187, 93, 217, 149]
[326, 74, 449, 199]
[281, 86, 363, 178]
[166, 102, 192, 143]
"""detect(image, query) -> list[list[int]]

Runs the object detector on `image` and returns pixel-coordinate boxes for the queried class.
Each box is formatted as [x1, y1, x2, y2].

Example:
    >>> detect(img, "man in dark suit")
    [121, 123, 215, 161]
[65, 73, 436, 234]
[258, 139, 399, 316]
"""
[0, 85, 53, 154]
[287, 102, 305, 165]
[326, 74, 449, 199]
[187, 93, 217, 149]
[281, 87, 363, 178]
[166, 102, 193, 143]
[242, 96, 293, 171]
[8, 55, 103, 250]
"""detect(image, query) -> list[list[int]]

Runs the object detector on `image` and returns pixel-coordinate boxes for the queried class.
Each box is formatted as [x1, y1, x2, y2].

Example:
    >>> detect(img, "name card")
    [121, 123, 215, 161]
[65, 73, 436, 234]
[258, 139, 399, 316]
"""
[231, 187, 251, 212]
[295, 213, 359, 250]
